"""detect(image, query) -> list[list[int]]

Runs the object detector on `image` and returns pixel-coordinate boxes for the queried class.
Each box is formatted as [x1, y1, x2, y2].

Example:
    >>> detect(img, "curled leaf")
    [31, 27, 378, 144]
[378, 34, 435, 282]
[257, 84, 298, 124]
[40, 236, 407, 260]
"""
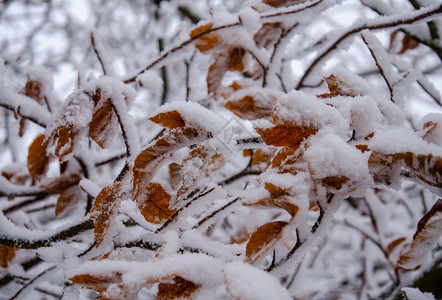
[318, 74, 359, 98]
[225, 95, 272, 120]
[27, 134, 51, 180]
[190, 23, 220, 52]
[156, 276, 201, 300]
[89, 100, 119, 148]
[133, 126, 212, 207]
[137, 182, 176, 224]
[91, 183, 125, 246]
[55, 185, 85, 217]
[398, 199, 442, 269]
[322, 176, 350, 190]
[246, 221, 288, 263]
[177, 145, 213, 199]
[207, 47, 245, 95]
[0, 245, 16, 268]
[70, 273, 122, 293]
[41, 173, 82, 194]
[253, 22, 282, 49]
[256, 124, 317, 148]
[149, 110, 186, 129]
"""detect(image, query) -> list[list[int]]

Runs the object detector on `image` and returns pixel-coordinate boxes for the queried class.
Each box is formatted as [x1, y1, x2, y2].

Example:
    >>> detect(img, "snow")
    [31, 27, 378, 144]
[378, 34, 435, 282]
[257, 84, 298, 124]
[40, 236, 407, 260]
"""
[223, 261, 292, 300]
[149, 101, 227, 134]
[369, 127, 442, 156]
[269, 90, 349, 137]
[305, 132, 372, 196]
[137, 70, 163, 94]
[421, 113, 442, 146]
[238, 7, 260, 33]
[402, 287, 436, 300]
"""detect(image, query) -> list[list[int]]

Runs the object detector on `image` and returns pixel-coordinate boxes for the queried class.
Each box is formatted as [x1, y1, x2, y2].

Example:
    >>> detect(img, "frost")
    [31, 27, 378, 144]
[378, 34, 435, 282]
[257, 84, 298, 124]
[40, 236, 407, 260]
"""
[137, 70, 163, 94]
[402, 287, 436, 300]
[223, 261, 292, 300]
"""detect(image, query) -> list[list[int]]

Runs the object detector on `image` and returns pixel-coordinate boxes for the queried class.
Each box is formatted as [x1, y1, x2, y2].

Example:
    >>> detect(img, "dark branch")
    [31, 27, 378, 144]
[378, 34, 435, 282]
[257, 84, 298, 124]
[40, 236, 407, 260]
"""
[0, 219, 93, 249]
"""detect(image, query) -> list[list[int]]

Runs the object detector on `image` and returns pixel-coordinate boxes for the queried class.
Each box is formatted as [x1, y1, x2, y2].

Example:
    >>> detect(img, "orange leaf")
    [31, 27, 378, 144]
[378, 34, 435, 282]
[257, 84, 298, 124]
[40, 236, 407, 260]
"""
[224, 95, 272, 120]
[251, 148, 275, 170]
[247, 182, 299, 217]
[207, 153, 225, 173]
[246, 221, 288, 263]
[386, 237, 407, 255]
[398, 35, 419, 54]
[322, 176, 350, 190]
[207, 47, 245, 95]
[41, 173, 82, 194]
[318, 74, 359, 98]
[256, 125, 317, 148]
[0, 245, 16, 268]
[91, 183, 125, 246]
[253, 22, 282, 49]
[137, 182, 176, 224]
[177, 145, 213, 198]
[27, 134, 51, 180]
[149, 110, 186, 129]
[398, 199, 442, 269]
[190, 23, 220, 52]
[133, 127, 211, 205]
[70, 273, 122, 293]
[50, 125, 78, 162]
[55, 185, 84, 217]
[156, 276, 201, 300]
[89, 101, 119, 148]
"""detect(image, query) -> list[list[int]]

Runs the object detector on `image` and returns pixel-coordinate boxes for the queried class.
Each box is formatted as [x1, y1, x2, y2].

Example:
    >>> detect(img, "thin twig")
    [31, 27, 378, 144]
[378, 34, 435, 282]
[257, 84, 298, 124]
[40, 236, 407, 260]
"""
[90, 32, 107, 76]
[297, 5, 442, 89]
[361, 32, 395, 103]
[122, 0, 325, 83]
[193, 197, 240, 229]
[10, 265, 57, 300]
[0, 219, 94, 249]
[155, 187, 215, 233]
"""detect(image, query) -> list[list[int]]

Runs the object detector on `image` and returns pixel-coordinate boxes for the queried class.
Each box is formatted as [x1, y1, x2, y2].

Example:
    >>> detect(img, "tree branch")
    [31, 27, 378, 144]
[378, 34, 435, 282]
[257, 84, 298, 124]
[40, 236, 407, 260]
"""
[297, 5, 442, 89]
[0, 219, 93, 249]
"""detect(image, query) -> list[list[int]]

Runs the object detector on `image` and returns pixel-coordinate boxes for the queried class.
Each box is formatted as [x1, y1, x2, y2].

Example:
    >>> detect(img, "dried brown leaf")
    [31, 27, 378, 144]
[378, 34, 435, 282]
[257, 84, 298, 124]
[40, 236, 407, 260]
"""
[137, 182, 176, 224]
[70, 273, 122, 293]
[322, 176, 350, 190]
[177, 145, 213, 198]
[386, 237, 407, 255]
[55, 185, 84, 217]
[224, 95, 272, 120]
[398, 35, 420, 54]
[149, 110, 186, 129]
[27, 134, 51, 180]
[190, 23, 220, 52]
[318, 74, 359, 98]
[89, 101, 118, 148]
[0, 245, 16, 268]
[50, 125, 78, 162]
[133, 127, 211, 205]
[91, 183, 125, 246]
[254, 22, 282, 49]
[246, 221, 288, 263]
[398, 199, 442, 269]
[207, 153, 225, 173]
[256, 124, 317, 148]
[41, 173, 82, 194]
[207, 47, 245, 95]
[156, 276, 201, 300]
